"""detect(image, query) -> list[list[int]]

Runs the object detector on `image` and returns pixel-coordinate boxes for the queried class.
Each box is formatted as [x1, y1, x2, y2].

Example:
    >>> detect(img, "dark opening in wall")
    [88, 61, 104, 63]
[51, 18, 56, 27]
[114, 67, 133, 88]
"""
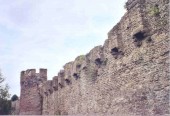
[95, 58, 102, 66]
[48, 89, 53, 94]
[53, 86, 58, 91]
[133, 31, 145, 47]
[65, 79, 71, 85]
[82, 66, 87, 71]
[73, 73, 80, 80]
[59, 83, 63, 88]
[76, 64, 81, 69]
[111, 47, 119, 55]
[38, 78, 43, 83]
[110, 47, 124, 59]
[134, 31, 145, 41]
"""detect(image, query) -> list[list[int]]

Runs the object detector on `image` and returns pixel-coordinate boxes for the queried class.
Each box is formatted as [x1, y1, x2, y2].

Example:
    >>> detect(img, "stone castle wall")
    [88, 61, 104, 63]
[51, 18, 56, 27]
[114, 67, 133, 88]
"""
[19, 0, 169, 115]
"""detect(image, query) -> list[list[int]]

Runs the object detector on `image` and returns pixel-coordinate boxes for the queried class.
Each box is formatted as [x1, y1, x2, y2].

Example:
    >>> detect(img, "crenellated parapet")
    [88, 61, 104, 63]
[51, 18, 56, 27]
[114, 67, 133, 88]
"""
[52, 76, 58, 91]
[21, 0, 156, 98]
[18, 0, 169, 115]
[20, 69, 47, 89]
[58, 70, 65, 89]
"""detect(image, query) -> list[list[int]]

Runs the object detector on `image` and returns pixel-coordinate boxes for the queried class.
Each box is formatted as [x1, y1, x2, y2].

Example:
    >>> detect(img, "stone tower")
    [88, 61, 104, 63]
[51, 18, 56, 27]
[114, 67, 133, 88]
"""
[19, 69, 47, 115]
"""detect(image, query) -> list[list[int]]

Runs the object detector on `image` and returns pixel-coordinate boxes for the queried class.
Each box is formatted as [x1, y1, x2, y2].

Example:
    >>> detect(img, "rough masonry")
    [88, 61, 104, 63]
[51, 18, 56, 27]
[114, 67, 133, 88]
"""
[14, 0, 170, 115]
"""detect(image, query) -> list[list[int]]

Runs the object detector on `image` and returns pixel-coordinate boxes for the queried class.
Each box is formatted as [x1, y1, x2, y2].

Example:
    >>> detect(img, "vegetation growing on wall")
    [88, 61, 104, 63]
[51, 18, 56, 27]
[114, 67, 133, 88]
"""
[76, 55, 85, 68]
[149, 5, 159, 16]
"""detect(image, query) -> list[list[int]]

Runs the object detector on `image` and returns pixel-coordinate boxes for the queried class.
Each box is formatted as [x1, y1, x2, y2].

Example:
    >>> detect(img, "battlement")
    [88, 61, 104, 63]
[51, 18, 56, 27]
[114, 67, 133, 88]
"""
[21, 69, 36, 78]
[20, 68, 47, 92]
[21, 69, 47, 80]
[19, 0, 169, 115]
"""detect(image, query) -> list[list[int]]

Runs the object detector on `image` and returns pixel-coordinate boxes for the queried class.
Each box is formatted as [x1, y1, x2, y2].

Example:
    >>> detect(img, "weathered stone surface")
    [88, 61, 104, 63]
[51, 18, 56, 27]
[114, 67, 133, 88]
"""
[19, 69, 47, 115]
[14, 0, 170, 115]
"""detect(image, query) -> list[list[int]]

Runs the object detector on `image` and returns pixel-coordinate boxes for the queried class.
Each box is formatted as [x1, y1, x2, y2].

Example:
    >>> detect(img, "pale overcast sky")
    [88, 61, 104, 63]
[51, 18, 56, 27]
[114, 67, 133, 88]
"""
[0, 0, 127, 96]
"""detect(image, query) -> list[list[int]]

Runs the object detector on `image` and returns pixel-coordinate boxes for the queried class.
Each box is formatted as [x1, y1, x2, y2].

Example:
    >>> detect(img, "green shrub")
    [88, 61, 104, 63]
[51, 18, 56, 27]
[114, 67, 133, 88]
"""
[76, 55, 85, 64]
[11, 95, 18, 102]
[149, 5, 159, 16]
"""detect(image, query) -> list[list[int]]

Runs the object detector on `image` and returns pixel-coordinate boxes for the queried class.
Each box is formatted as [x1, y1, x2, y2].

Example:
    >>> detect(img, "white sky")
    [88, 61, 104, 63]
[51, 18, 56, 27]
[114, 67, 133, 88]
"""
[0, 0, 127, 96]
